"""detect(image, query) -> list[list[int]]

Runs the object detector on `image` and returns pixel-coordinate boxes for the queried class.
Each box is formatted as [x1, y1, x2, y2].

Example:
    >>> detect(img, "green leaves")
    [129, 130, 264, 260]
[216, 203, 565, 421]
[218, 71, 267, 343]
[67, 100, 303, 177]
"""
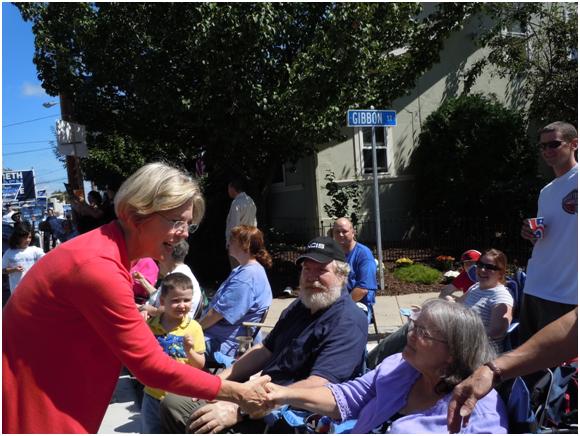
[467, 3, 577, 125]
[411, 94, 542, 225]
[17, 3, 474, 190]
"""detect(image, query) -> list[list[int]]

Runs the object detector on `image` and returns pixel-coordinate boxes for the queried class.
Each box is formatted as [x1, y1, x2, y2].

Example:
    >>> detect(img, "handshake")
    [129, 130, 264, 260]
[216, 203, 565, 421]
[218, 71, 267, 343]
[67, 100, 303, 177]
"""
[234, 375, 290, 418]
[194, 376, 294, 433]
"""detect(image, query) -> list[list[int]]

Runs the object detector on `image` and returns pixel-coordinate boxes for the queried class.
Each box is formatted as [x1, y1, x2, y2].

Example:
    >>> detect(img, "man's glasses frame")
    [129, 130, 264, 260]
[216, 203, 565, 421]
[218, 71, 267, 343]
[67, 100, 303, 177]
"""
[408, 319, 447, 344]
[476, 261, 501, 271]
[156, 212, 198, 234]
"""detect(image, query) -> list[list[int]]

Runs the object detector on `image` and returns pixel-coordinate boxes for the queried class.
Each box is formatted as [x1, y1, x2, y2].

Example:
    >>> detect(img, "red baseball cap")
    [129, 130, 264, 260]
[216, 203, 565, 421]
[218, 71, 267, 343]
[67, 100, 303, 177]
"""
[461, 249, 481, 262]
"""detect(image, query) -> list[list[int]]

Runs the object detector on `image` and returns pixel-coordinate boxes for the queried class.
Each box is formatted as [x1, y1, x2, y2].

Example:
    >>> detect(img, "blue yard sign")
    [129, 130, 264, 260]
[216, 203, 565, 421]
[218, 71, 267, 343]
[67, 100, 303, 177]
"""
[2, 170, 36, 203]
[346, 109, 396, 127]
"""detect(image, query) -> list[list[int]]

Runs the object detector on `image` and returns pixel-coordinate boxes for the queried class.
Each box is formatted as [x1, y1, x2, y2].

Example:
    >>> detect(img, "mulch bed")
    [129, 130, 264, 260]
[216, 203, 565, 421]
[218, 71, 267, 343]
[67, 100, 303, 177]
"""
[379, 261, 443, 296]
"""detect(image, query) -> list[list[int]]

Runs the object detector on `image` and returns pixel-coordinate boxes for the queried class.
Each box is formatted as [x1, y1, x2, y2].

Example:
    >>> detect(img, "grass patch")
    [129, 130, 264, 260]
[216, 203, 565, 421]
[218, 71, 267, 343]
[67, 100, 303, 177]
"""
[393, 264, 442, 285]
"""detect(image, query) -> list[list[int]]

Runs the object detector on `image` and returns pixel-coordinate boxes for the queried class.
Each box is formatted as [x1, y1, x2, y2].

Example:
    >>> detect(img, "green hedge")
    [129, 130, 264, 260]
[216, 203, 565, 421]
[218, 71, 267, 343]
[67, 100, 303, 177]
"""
[393, 264, 442, 285]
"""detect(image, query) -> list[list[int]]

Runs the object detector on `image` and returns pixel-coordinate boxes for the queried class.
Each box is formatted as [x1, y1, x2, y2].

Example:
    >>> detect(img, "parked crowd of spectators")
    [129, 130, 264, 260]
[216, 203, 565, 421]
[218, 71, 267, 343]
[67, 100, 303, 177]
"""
[2, 121, 577, 434]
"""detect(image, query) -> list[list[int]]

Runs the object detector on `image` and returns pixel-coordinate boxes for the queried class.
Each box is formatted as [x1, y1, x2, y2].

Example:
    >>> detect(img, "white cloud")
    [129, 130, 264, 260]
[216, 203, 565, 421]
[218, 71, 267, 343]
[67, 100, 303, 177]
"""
[21, 82, 48, 97]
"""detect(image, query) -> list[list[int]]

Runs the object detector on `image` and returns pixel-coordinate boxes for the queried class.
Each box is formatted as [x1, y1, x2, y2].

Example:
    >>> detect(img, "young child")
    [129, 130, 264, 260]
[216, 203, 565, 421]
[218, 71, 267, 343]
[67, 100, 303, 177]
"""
[2, 222, 44, 294]
[140, 272, 206, 433]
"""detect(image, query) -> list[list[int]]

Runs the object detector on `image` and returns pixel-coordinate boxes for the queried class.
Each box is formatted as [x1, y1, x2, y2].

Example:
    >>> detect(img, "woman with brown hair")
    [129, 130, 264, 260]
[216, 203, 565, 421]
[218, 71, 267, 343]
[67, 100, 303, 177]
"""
[450, 248, 514, 352]
[200, 225, 273, 358]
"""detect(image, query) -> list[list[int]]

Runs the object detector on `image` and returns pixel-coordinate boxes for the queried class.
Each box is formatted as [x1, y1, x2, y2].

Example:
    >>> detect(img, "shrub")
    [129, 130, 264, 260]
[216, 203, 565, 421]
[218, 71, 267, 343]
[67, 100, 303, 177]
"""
[393, 264, 442, 285]
[410, 94, 542, 228]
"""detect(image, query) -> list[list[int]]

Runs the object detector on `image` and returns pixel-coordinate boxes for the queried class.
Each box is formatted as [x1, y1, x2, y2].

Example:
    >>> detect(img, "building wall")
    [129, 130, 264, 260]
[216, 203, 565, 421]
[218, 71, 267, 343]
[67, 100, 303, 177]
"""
[269, 12, 523, 242]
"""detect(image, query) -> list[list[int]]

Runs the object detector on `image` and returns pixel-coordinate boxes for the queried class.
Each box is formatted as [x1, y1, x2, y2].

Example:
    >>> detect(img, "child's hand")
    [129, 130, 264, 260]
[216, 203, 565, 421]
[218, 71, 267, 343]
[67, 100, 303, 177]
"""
[183, 334, 195, 353]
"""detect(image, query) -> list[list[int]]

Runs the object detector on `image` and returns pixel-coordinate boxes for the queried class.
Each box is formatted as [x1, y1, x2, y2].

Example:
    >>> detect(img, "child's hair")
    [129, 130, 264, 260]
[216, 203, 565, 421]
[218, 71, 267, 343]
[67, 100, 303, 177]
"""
[9, 222, 33, 249]
[230, 225, 272, 269]
[160, 272, 193, 297]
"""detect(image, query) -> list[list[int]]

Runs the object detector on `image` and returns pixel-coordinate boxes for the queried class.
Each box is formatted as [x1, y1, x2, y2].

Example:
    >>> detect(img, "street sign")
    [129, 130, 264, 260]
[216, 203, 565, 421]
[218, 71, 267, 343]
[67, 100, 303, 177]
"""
[347, 109, 396, 127]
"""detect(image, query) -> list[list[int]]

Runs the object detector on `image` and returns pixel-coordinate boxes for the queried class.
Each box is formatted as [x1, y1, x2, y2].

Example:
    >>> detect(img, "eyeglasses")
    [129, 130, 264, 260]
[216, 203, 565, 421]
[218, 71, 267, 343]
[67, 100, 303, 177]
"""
[156, 213, 198, 234]
[476, 261, 500, 271]
[537, 140, 565, 151]
[408, 319, 447, 344]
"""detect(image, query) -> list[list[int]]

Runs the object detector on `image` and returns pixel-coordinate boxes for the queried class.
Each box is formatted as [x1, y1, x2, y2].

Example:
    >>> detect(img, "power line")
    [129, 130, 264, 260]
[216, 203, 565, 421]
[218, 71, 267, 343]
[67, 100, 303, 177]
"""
[3, 140, 54, 145]
[2, 114, 58, 128]
[36, 176, 68, 184]
[3, 147, 54, 156]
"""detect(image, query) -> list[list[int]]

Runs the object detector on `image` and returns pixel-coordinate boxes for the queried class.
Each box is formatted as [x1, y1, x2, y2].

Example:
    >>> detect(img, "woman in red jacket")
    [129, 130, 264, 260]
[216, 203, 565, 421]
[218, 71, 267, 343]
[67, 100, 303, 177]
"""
[2, 162, 269, 433]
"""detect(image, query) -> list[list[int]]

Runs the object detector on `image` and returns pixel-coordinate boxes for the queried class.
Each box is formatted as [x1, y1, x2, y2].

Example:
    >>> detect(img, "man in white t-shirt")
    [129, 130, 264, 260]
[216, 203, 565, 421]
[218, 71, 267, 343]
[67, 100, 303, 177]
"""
[519, 121, 578, 343]
[225, 176, 257, 268]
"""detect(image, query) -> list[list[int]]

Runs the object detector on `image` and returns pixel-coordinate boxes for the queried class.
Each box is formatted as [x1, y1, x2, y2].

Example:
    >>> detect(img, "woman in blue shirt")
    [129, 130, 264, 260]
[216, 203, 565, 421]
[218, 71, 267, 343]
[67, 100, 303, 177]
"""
[200, 225, 273, 358]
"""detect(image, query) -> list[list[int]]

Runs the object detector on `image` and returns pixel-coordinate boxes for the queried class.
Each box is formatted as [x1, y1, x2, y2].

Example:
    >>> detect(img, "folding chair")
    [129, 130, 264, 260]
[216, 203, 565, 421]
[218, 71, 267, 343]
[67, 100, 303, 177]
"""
[532, 361, 578, 434]
[497, 376, 537, 433]
[205, 309, 272, 374]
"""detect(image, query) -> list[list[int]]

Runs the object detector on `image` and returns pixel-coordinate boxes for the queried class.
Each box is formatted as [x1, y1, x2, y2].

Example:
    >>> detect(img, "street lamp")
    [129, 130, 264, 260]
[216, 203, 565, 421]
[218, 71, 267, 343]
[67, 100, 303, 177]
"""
[42, 101, 59, 109]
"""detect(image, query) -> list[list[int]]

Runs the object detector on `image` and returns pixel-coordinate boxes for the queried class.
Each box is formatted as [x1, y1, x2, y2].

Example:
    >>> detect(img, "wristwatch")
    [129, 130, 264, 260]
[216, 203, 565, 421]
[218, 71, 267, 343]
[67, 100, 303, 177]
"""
[483, 361, 503, 387]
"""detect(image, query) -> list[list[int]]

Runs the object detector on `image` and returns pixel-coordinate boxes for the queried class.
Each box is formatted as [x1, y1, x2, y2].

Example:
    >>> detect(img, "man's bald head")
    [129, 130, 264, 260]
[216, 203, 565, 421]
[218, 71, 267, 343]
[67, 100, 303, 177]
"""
[332, 217, 356, 253]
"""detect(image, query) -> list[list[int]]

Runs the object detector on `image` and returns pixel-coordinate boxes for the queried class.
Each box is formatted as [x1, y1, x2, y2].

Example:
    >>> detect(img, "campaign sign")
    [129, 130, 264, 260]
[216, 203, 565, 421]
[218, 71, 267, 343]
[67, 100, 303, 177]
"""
[2, 170, 36, 202]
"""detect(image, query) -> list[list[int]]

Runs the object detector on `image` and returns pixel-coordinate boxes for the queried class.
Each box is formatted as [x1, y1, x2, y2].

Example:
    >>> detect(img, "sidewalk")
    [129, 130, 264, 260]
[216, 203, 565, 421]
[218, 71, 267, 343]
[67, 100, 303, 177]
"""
[99, 293, 438, 433]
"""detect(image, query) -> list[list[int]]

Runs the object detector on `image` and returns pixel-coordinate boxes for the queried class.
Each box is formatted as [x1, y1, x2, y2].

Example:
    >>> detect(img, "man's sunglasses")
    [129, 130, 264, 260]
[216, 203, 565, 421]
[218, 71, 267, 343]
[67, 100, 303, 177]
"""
[537, 140, 565, 151]
[476, 261, 501, 271]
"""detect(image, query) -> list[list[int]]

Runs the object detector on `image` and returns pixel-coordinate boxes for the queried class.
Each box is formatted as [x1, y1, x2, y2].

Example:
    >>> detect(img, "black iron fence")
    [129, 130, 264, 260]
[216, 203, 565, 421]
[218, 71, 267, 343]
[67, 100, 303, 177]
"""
[265, 216, 533, 268]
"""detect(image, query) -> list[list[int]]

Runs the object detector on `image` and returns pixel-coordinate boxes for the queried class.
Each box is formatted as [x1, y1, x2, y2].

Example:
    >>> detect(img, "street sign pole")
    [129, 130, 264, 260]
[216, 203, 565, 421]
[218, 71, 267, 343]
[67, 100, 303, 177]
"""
[369, 108, 385, 292]
[347, 107, 396, 293]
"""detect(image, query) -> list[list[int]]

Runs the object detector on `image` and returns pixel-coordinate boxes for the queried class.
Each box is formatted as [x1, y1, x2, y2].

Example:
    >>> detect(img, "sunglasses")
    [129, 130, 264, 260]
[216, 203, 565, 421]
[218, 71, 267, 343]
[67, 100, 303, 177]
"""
[476, 261, 501, 271]
[537, 140, 565, 151]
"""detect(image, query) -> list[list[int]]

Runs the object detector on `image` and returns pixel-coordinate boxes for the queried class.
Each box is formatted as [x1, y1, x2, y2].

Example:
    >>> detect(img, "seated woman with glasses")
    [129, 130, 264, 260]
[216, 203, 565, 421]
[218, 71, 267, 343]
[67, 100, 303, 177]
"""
[446, 248, 514, 353]
[368, 248, 513, 369]
[200, 225, 273, 359]
[264, 299, 508, 433]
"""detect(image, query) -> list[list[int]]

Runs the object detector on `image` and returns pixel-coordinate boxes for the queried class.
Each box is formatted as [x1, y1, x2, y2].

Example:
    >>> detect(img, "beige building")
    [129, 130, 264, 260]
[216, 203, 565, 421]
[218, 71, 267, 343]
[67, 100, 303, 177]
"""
[268, 13, 522, 244]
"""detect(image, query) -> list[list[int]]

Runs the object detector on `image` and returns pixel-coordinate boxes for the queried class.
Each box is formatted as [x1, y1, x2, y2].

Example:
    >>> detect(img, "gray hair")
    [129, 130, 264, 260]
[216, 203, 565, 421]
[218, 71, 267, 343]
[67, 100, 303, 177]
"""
[333, 260, 350, 284]
[420, 299, 496, 394]
[171, 240, 189, 263]
[539, 121, 578, 142]
[114, 162, 205, 225]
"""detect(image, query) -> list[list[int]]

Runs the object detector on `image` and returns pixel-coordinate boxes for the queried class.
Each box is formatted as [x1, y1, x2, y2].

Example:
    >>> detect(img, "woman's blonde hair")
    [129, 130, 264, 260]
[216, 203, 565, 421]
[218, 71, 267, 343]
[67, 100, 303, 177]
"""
[115, 162, 205, 225]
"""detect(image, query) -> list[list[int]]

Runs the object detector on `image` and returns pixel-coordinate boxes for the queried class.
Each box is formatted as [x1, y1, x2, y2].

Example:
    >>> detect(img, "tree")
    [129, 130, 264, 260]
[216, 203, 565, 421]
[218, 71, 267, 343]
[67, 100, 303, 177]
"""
[410, 94, 542, 226]
[463, 3, 577, 126]
[16, 2, 477, 194]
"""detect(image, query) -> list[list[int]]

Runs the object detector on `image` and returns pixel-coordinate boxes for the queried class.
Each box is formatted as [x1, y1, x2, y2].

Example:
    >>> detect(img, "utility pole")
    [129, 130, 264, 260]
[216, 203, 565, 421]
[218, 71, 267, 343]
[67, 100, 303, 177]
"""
[59, 93, 84, 198]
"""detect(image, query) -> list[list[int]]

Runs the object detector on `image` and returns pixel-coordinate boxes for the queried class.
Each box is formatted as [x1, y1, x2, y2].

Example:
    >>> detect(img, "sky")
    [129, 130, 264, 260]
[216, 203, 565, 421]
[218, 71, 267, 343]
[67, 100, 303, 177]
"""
[2, 3, 68, 196]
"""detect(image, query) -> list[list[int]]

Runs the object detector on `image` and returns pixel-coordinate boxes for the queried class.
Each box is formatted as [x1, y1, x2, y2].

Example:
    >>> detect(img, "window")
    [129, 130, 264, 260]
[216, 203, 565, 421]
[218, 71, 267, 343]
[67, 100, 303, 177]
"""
[361, 127, 388, 174]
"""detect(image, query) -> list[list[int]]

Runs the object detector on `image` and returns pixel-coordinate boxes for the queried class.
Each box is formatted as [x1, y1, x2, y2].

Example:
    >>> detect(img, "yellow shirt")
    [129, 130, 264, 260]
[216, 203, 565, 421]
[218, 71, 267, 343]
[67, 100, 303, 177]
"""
[144, 315, 205, 400]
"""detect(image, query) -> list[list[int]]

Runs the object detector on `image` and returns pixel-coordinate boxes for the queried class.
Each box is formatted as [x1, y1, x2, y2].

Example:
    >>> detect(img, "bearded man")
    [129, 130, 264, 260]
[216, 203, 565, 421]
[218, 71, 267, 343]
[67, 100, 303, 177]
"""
[160, 236, 368, 434]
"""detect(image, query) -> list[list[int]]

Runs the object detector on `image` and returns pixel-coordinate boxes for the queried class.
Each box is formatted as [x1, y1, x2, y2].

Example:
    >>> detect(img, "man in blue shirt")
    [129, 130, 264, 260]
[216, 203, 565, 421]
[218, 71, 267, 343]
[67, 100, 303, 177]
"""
[159, 236, 368, 433]
[332, 217, 377, 321]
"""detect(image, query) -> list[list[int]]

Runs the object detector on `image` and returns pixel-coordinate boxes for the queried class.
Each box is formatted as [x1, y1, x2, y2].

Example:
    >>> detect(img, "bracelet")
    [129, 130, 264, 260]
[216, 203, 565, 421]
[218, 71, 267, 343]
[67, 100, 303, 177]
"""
[138, 304, 147, 311]
[483, 361, 503, 387]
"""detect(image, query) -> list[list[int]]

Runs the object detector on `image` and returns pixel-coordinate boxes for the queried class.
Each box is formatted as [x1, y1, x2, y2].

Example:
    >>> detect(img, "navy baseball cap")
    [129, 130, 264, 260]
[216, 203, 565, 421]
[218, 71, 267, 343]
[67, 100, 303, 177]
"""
[296, 236, 345, 265]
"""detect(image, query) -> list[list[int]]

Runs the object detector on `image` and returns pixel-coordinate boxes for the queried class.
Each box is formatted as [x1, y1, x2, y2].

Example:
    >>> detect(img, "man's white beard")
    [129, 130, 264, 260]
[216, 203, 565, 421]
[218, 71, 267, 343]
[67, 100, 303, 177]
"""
[299, 279, 342, 312]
